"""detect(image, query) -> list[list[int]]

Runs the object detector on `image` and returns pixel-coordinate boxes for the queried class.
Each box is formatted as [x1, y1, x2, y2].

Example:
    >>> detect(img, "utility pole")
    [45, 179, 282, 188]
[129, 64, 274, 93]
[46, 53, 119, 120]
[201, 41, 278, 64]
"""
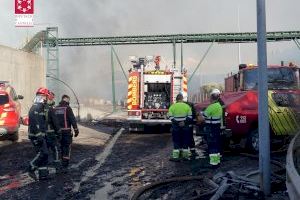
[181, 39, 183, 72]
[238, 5, 242, 64]
[173, 39, 176, 68]
[256, 0, 271, 196]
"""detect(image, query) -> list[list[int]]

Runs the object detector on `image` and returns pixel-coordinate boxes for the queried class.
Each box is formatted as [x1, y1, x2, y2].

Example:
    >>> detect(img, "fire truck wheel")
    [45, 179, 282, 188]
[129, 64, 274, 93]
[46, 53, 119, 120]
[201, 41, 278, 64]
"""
[9, 131, 19, 142]
[246, 129, 259, 153]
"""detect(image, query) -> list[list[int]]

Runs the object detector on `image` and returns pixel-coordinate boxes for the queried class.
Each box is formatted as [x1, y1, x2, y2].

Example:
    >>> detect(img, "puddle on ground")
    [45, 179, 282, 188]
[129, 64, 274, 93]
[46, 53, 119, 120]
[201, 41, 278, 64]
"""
[73, 128, 124, 192]
[92, 182, 113, 200]
[91, 167, 146, 199]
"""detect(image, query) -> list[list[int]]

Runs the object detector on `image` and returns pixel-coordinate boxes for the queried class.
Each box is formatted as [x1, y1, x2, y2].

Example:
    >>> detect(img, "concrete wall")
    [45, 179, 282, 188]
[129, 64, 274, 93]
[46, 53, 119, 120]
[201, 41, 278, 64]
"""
[0, 45, 45, 115]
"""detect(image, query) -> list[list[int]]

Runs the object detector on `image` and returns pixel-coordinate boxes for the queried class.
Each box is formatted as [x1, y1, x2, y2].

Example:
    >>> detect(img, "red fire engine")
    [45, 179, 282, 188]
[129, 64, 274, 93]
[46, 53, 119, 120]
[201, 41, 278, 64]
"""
[195, 63, 300, 152]
[127, 56, 188, 132]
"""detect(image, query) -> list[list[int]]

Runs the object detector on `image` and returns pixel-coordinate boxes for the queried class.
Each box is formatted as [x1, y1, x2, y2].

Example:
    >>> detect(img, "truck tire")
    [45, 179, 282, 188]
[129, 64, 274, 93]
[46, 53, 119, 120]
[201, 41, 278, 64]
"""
[10, 132, 19, 142]
[246, 129, 259, 153]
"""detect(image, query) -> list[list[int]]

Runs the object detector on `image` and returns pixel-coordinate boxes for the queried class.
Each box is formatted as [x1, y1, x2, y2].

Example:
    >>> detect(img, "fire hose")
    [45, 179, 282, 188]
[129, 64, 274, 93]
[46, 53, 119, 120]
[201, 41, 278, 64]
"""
[130, 176, 218, 200]
[131, 152, 286, 200]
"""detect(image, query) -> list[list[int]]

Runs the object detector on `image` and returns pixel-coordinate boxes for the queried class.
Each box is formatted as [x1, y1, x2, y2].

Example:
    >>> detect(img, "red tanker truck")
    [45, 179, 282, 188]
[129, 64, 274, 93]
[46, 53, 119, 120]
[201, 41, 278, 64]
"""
[195, 63, 300, 152]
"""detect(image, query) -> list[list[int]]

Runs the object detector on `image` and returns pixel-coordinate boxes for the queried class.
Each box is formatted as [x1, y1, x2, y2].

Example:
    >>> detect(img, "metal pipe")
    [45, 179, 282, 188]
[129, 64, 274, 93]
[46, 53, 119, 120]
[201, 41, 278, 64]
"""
[188, 41, 214, 83]
[173, 39, 176, 68]
[237, 5, 242, 64]
[46, 75, 80, 121]
[181, 39, 183, 72]
[111, 46, 128, 81]
[294, 39, 300, 51]
[256, 0, 271, 195]
[111, 45, 116, 112]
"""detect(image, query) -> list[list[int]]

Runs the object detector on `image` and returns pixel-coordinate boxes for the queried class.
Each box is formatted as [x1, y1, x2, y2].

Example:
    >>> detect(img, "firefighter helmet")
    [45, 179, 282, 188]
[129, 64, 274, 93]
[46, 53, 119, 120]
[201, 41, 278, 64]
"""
[36, 87, 49, 96]
[48, 91, 55, 101]
[210, 88, 221, 101]
[210, 88, 221, 96]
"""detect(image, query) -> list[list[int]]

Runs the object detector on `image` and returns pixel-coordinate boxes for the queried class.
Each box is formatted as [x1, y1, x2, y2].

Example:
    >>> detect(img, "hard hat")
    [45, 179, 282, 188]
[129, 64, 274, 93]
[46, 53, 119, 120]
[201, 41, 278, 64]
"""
[36, 87, 49, 96]
[48, 91, 55, 101]
[210, 88, 221, 96]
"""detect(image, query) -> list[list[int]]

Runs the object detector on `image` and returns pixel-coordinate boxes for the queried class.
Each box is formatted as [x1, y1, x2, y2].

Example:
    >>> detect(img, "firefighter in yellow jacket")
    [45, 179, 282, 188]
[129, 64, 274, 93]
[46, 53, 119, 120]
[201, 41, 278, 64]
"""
[168, 93, 193, 161]
[200, 89, 223, 167]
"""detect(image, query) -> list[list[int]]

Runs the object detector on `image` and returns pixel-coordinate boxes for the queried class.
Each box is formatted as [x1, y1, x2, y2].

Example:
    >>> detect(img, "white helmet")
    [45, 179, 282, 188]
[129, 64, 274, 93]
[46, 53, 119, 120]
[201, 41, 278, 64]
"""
[210, 88, 221, 96]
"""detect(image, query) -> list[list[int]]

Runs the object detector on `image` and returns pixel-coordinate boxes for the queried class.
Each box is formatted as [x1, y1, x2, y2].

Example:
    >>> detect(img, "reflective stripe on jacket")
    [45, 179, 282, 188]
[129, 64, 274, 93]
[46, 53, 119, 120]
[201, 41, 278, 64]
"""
[167, 102, 192, 122]
[54, 101, 78, 132]
[28, 103, 47, 135]
[203, 102, 222, 124]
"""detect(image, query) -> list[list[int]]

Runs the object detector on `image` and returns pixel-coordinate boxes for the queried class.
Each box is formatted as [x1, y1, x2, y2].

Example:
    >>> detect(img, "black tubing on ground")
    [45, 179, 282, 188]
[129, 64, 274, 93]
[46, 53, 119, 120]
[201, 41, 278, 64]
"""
[131, 153, 286, 200]
[130, 176, 218, 200]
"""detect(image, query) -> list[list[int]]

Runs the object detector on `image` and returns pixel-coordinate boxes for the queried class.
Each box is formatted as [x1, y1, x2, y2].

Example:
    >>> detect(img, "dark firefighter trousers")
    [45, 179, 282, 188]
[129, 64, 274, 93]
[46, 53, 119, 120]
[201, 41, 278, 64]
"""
[61, 131, 73, 168]
[171, 123, 190, 150]
[205, 124, 221, 155]
[29, 135, 48, 170]
[46, 133, 60, 163]
[187, 126, 195, 149]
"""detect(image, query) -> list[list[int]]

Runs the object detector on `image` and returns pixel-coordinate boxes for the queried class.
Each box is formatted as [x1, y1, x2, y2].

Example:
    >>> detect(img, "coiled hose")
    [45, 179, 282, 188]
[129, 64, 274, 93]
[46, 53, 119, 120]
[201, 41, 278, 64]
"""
[131, 152, 286, 200]
[130, 176, 218, 200]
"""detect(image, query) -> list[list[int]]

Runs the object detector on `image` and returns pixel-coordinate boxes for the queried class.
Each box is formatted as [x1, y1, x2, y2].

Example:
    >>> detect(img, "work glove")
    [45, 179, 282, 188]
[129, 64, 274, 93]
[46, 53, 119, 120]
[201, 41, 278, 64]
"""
[74, 129, 79, 137]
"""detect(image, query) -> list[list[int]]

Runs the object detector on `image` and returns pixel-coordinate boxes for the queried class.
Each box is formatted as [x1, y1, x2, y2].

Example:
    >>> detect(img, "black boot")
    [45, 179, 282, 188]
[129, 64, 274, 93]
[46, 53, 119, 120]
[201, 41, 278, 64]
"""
[27, 166, 37, 180]
[61, 160, 69, 174]
[38, 167, 49, 180]
[54, 160, 62, 173]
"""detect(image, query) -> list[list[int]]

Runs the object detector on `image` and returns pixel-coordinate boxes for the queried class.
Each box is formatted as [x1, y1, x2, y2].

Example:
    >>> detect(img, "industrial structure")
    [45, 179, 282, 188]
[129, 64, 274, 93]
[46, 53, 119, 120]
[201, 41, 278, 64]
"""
[22, 29, 300, 112]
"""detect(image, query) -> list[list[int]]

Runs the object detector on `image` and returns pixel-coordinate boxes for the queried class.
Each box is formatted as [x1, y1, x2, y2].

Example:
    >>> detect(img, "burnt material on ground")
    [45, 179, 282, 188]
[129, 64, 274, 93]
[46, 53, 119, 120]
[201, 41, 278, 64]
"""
[0, 121, 289, 200]
[86, 133, 287, 200]
[79, 119, 124, 135]
[0, 141, 102, 200]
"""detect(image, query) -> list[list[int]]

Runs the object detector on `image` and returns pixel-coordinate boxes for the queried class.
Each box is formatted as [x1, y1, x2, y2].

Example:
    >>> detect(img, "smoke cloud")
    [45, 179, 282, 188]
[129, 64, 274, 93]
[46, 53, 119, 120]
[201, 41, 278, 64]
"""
[1, 0, 300, 101]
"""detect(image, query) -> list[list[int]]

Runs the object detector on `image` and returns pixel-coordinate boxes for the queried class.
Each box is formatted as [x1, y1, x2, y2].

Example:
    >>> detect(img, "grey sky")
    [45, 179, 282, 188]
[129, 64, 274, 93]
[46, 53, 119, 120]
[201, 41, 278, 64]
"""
[1, 0, 300, 100]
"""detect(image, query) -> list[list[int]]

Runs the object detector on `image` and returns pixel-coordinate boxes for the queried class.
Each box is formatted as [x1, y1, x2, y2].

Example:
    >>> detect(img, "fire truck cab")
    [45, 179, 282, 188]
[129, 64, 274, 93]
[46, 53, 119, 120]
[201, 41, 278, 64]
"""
[127, 56, 188, 132]
[196, 63, 300, 152]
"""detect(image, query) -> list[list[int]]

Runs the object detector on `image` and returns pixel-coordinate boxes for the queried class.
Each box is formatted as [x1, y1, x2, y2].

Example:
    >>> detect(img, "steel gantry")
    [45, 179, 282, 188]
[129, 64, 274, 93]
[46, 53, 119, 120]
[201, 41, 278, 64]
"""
[55, 31, 300, 46]
[22, 29, 300, 111]
[45, 27, 60, 100]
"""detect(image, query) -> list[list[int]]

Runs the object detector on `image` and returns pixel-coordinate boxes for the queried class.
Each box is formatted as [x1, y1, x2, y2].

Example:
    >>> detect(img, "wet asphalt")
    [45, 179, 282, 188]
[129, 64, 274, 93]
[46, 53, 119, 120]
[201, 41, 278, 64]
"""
[0, 122, 289, 200]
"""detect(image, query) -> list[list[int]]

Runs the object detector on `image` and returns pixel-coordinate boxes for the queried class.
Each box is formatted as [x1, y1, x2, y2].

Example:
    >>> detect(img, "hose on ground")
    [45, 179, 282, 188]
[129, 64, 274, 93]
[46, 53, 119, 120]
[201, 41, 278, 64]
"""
[131, 152, 286, 200]
[209, 178, 230, 200]
[130, 176, 218, 200]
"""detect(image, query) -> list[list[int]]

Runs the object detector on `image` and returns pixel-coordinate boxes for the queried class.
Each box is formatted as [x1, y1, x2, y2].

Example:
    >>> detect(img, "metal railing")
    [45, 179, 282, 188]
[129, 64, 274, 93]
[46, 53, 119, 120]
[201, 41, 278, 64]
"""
[286, 132, 300, 200]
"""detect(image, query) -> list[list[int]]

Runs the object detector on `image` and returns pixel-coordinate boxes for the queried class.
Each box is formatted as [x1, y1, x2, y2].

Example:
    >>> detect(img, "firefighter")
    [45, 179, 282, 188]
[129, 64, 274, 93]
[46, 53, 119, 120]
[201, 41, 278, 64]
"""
[45, 91, 61, 171]
[27, 87, 51, 179]
[168, 93, 193, 161]
[55, 94, 79, 170]
[201, 89, 223, 167]
[210, 89, 225, 128]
